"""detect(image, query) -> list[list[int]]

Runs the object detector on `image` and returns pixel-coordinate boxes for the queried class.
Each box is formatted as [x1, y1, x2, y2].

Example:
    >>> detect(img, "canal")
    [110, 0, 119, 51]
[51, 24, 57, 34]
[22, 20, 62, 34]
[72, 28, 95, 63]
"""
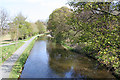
[20, 36, 115, 78]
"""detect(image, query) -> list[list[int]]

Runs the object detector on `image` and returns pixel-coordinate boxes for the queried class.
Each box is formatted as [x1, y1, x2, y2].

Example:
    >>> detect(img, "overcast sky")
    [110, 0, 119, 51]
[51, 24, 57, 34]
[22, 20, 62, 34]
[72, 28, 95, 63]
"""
[0, 0, 69, 22]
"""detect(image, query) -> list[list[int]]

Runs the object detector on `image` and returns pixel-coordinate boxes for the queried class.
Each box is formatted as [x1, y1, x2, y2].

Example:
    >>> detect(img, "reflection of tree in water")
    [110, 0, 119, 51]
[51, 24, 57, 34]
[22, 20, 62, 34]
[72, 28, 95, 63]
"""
[46, 39, 115, 78]
[47, 41, 77, 77]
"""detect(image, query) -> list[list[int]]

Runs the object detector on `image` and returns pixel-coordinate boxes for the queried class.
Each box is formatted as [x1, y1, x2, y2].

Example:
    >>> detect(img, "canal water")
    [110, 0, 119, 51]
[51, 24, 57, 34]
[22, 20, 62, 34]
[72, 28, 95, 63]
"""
[20, 36, 115, 78]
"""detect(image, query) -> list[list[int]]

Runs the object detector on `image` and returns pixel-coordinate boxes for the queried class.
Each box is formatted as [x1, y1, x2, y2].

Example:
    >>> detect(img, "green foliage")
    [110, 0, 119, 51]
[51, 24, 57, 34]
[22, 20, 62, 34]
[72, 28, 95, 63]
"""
[9, 13, 43, 41]
[67, 1, 120, 76]
[61, 41, 73, 50]
[47, 6, 72, 44]
[35, 20, 46, 34]
[9, 37, 36, 78]
[10, 24, 18, 41]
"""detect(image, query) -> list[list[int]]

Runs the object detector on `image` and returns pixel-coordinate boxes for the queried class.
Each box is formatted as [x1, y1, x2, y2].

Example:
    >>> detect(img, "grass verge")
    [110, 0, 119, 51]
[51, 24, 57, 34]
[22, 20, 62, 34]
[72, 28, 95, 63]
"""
[0, 42, 24, 65]
[9, 37, 36, 78]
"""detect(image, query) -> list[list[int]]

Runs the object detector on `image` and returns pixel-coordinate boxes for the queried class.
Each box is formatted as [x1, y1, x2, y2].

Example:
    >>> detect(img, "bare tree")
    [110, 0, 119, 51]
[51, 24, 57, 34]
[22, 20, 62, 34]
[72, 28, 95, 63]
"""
[0, 8, 9, 36]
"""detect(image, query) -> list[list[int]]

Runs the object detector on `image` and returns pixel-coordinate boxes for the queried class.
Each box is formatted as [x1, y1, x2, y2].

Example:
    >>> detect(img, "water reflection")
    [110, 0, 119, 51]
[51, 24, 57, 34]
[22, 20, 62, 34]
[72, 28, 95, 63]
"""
[20, 36, 115, 78]
[47, 38, 115, 78]
[65, 66, 74, 78]
[20, 37, 59, 78]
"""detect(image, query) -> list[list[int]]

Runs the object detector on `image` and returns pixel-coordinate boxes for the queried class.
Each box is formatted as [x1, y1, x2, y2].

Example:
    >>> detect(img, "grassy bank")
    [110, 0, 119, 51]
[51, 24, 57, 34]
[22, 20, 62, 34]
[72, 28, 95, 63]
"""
[0, 35, 36, 65]
[9, 37, 36, 78]
[0, 42, 24, 65]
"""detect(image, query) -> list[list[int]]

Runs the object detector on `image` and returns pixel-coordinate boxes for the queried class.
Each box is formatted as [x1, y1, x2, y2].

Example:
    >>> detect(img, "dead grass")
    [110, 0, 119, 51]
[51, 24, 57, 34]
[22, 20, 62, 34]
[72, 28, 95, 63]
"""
[0, 34, 11, 44]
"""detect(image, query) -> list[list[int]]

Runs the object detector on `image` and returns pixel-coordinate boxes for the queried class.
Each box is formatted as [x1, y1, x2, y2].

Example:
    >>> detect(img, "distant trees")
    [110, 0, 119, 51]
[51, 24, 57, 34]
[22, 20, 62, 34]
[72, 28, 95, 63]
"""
[10, 13, 29, 41]
[0, 9, 46, 42]
[9, 13, 46, 41]
[0, 8, 46, 41]
[35, 20, 46, 34]
[47, 6, 72, 43]
[30, 23, 39, 36]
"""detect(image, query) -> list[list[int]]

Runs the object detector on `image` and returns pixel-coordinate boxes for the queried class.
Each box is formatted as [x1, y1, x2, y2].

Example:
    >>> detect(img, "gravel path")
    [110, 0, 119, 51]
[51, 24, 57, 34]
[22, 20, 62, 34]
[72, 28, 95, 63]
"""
[0, 40, 28, 47]
[0, 43, 19, 47]
[0, 35, 37, 79]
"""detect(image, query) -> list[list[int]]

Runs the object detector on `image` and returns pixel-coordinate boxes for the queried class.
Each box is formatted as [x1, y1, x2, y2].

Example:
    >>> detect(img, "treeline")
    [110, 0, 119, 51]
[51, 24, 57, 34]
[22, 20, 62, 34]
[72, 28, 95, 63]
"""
[47, 1, 120, 77]
[0, 10, 46, 41]
[9, 13, 46, 41]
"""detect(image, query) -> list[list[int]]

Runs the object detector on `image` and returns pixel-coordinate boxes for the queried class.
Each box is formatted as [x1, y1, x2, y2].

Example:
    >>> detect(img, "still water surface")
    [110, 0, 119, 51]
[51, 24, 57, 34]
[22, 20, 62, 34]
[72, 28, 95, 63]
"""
[20, 36, 115, 78]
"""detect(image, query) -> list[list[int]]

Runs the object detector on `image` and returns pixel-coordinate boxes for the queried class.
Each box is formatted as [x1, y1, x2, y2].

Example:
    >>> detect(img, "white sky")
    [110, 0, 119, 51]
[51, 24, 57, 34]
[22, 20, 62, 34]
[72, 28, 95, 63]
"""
[0, 0, 69, 22]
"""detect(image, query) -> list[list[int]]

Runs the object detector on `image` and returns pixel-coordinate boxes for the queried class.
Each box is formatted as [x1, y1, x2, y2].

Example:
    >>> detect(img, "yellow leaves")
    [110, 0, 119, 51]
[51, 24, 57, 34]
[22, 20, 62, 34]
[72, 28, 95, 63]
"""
[104, 51, 107, 55]
[108, 42, 110, 44]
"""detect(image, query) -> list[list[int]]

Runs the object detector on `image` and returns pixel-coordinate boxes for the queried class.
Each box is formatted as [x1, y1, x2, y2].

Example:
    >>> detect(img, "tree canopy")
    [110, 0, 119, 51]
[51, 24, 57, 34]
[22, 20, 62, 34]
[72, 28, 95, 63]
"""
[47, 6, 72, 43]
